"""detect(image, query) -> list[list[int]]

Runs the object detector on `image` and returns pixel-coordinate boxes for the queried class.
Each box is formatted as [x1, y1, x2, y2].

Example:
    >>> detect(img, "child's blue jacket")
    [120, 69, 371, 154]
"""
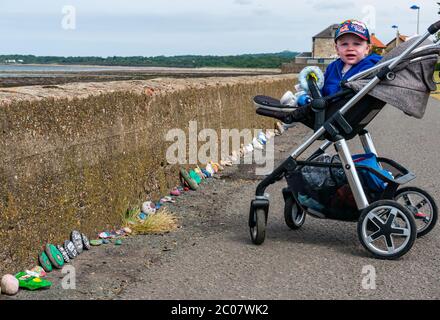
[322, 53, 382, 96]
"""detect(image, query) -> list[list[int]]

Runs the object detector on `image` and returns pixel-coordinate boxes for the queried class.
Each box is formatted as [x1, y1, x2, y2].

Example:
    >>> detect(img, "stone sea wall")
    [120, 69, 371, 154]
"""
[0, 74, 296, 273]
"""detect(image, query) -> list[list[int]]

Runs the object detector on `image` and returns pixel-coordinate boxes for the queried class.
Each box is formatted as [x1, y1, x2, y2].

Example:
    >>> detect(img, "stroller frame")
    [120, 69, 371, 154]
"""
[248, 23, 440, 259]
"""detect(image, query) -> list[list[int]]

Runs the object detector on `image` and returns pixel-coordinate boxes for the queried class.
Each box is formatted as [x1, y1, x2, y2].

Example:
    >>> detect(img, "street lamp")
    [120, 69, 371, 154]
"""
[410, 5, 420, 35]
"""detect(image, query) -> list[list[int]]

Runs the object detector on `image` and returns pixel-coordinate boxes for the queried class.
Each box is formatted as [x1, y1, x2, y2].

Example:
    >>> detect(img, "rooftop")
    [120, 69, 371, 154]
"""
[313, 24, 339, 39]
[371, 34, 386, 48]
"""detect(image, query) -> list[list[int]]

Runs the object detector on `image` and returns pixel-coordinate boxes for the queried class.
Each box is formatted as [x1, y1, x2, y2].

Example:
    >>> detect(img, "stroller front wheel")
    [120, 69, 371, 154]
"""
[357, 200, 417, 260]
[284, 196, 306, 230]
[249, 209, 266, 245]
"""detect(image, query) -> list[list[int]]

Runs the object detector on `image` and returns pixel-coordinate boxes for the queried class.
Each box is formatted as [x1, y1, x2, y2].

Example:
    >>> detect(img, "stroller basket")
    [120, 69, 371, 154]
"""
[294, 156, 414, 187]
[285, 156, 415, 220]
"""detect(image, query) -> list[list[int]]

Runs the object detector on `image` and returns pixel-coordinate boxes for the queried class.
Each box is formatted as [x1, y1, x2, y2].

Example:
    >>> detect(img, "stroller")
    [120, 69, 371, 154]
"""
[248, 21, 440, 259]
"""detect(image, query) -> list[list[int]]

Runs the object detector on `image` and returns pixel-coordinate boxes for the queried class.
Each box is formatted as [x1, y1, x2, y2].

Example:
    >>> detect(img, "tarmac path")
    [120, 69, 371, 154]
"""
[8, 98, 440, 300]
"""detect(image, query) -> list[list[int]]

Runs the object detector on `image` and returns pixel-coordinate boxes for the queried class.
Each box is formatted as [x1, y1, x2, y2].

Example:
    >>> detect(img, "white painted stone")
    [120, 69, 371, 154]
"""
[1, 274, 19, 295]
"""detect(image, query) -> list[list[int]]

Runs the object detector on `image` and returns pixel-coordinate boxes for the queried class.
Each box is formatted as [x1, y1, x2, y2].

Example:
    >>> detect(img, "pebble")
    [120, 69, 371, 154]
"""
[99, 232, 111, 239]
[1, 274, 19, 295]
[90, 239, 103, 246]
[138, 212, 147, 220]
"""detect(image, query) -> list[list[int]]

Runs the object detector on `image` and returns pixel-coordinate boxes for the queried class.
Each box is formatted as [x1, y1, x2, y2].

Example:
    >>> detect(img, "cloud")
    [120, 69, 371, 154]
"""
[1, 0, 439, 56]
[234, 0, 253, 5]
[311, 1, 355, 11]
[253, 8, 270, 16]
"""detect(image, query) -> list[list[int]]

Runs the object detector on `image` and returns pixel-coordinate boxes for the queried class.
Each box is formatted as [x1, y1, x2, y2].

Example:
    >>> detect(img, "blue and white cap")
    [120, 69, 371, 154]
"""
[335, 19, 370, 43]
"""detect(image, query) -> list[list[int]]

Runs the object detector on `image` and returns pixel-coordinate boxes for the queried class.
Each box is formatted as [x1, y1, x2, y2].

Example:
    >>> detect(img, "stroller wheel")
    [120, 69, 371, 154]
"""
[284, 196, 306, 230]
[394, 186, 438, 238]
[249, 208, 266, 245]
[357, 200, 417, 260]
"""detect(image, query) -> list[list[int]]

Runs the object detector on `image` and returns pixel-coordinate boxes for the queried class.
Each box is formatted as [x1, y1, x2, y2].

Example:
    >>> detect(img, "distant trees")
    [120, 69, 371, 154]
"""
[0, 52, 298, 69]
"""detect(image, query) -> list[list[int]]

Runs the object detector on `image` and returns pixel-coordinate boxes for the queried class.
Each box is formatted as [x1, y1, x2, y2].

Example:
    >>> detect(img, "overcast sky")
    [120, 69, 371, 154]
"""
[0, 0, 438, 56]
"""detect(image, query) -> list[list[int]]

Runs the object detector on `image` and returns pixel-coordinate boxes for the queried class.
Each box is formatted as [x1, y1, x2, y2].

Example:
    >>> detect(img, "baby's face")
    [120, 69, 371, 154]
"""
[335, 34, 370, 65]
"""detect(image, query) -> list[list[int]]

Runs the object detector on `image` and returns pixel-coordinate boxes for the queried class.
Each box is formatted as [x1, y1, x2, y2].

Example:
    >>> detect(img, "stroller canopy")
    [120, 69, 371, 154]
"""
[345, 37, 440, 119]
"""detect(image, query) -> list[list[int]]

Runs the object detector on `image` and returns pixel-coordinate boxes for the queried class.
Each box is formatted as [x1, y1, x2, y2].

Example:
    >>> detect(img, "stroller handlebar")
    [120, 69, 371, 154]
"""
[428, 20, 440, 35]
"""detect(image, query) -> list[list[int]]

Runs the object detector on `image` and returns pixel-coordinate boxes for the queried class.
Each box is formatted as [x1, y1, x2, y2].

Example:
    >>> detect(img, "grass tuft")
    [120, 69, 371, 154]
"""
[122, 206, 178, 234]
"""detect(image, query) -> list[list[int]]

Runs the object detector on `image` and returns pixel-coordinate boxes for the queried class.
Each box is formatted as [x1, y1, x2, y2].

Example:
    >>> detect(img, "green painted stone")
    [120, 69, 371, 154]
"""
[189, 169, 201, 184]
[90, 239, 103, 246]
[38, 252, 53, 272]
[180, 168, 198, 190]
[45, 244, 64, 269]
[15, 272, 52, 291]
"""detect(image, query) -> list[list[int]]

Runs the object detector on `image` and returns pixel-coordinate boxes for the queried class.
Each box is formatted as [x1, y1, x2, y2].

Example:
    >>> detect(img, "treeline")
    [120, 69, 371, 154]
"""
[0, 51, 298, 69]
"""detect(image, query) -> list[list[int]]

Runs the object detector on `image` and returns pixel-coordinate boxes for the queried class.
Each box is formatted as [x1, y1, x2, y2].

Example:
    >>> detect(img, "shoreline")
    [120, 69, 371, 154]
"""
[0, 68, 285, 88]
[0, 63, 280, 73]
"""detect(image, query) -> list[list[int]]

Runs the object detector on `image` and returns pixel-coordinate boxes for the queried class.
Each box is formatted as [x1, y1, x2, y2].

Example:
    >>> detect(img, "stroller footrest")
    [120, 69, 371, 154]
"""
[394, 172, 416, 185]
[356, 156, 416, 186]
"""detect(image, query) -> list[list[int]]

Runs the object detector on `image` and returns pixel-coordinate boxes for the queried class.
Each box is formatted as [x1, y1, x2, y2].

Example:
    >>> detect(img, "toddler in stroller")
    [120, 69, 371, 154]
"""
[256, 20, 382, 129]
[248, 19, 440, 259]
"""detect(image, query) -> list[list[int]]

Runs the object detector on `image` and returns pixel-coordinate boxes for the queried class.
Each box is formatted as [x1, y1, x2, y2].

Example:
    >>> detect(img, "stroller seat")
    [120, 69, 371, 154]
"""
[255, 87, 387, 141]
[304, 92, 387, 141]
[253, 95, 298, 112]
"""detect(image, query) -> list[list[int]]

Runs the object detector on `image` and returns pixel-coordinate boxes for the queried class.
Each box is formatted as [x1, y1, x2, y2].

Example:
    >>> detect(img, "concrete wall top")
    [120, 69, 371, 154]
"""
[0, 75, 296, 105]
